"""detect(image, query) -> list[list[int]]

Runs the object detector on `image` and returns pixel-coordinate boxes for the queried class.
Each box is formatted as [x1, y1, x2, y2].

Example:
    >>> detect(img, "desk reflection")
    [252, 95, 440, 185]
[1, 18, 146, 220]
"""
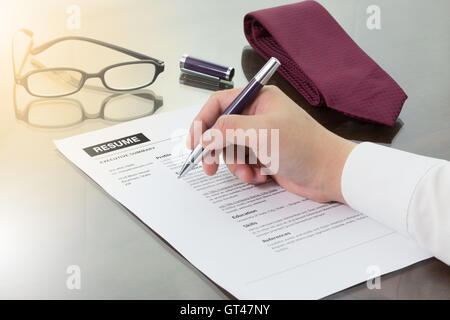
[179, 73, 234, 91]
[240, 46, 403, 144]
[13, 83, 163, 129]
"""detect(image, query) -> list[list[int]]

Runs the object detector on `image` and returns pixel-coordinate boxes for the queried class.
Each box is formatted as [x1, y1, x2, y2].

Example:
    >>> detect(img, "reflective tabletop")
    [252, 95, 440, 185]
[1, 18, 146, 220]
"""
[0, 0, 449, 299]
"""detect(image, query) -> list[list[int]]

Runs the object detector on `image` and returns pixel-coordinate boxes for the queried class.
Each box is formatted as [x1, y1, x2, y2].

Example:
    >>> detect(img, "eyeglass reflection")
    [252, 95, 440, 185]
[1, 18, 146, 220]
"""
[13, 84, 163, 129]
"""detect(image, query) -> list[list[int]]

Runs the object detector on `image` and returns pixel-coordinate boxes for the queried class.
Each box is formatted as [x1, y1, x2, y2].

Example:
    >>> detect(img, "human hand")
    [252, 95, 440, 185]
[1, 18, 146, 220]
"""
[187, 86, 355, 203]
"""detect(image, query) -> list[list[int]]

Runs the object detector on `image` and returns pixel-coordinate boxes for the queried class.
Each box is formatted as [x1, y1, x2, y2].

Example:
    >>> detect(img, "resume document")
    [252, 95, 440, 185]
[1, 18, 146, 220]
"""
[54, 105, 430, 299]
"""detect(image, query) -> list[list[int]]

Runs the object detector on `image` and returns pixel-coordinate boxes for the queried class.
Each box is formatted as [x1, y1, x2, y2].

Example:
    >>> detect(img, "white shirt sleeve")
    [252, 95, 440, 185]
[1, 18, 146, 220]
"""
[341, 142, 450, 265]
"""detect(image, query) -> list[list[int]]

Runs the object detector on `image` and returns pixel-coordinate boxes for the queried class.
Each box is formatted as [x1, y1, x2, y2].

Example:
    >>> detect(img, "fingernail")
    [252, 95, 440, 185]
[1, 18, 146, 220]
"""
[235, 169, 244, 180]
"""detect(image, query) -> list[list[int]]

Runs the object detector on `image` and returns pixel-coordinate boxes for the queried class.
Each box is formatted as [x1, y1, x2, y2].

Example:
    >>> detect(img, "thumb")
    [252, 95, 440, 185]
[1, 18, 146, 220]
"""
[201, 114, 264, 151]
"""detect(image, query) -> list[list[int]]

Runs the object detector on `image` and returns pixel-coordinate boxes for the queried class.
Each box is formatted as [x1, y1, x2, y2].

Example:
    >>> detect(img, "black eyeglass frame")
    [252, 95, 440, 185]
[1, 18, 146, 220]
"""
[12, 29, 165, 98]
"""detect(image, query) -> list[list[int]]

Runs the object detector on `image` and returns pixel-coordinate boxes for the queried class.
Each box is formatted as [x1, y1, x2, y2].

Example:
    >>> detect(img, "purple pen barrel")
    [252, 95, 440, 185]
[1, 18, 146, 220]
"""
[180, 54, 235, 81]
[223, 57, 280, 116]
[222, 79, 262, 116]
[216, 57, 280, 123]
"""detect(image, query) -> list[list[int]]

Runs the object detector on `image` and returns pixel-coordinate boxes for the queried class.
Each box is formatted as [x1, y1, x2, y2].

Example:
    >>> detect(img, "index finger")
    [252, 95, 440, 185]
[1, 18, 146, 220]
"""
[187, 88, 242, 149]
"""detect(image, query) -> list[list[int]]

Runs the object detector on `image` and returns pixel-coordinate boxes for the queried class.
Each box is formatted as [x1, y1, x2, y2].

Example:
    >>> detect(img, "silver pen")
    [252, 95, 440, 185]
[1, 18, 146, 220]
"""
[177, 57, 281, 178]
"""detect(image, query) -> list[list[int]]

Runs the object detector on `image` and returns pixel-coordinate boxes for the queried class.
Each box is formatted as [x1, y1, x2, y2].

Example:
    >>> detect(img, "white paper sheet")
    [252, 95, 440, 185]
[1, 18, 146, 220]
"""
[54, 105, 430, 299]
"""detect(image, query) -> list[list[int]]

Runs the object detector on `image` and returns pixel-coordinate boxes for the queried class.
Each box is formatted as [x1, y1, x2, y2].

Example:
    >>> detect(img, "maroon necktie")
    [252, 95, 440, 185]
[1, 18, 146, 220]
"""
[244, 0, 407, 126]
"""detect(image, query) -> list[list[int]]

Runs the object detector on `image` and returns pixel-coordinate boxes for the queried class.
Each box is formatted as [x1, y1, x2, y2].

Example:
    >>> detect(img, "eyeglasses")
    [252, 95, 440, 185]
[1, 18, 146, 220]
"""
[12, 29, 165, 98]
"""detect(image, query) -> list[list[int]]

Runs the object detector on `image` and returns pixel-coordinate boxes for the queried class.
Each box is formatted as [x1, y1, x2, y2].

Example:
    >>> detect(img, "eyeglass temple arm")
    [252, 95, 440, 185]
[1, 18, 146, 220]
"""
[30, 36, 164, 65]
[12, 29, 34, 80]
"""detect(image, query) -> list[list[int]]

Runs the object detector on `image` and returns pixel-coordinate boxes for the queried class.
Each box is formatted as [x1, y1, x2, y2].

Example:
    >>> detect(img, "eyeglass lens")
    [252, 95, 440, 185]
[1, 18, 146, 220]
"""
[104, 63, 156, 90]
[27, 69, 83, 97]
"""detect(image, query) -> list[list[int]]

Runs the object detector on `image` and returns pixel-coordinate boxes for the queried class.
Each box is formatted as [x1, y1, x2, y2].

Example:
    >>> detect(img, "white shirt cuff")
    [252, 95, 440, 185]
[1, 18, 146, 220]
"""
[341, 142, 445, 236]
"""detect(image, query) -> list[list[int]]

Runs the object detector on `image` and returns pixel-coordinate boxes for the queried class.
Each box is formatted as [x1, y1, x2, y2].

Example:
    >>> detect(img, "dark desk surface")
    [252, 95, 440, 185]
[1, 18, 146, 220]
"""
[0, 0, 448, 299]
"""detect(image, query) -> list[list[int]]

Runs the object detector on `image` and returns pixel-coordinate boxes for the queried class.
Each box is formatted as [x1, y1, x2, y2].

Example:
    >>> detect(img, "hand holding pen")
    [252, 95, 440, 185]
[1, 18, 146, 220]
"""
[182, 57, 355, 204]
[178, 57, 281, 178]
